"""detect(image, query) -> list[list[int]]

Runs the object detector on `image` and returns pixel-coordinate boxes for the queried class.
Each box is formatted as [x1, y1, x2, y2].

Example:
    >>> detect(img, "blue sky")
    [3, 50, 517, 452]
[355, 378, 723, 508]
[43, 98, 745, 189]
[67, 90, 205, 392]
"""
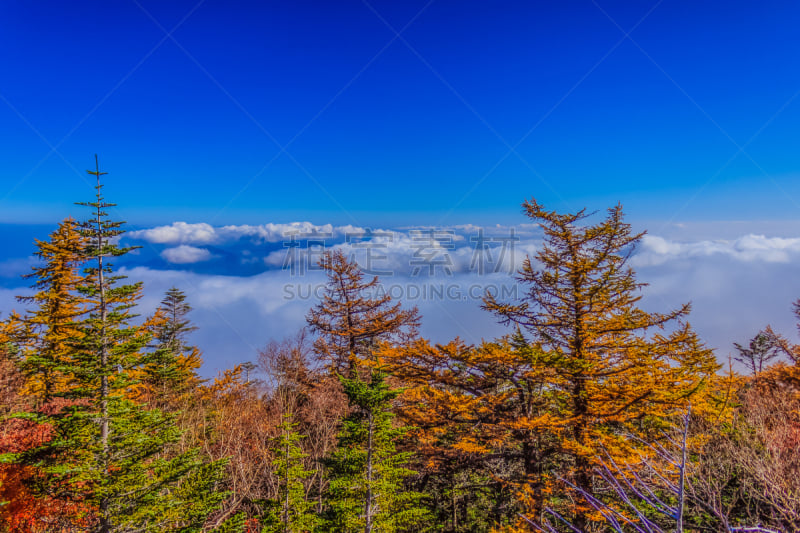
[2, 1, 800, 225]
[3, 1, 800, 373]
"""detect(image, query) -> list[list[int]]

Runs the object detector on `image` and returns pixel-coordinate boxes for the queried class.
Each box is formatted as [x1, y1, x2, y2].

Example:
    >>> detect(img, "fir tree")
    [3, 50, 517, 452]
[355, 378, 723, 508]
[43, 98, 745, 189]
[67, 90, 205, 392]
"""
[137, 287, 203, 411]
[11, 157, 230, 532]
[262, 416, 317, 533]
[321, 370, 428, 533]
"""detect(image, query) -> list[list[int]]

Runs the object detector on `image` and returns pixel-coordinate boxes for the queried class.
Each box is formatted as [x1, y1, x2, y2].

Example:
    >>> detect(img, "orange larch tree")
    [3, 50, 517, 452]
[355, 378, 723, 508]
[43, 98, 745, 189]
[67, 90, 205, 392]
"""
[306, 249, 419, 374]
[12, 217, 88, 403]
[383, 201, 720, 530]
[0, 220, 95, 532]
[383, 333, 577, 530]
[473, 200, 720, 529]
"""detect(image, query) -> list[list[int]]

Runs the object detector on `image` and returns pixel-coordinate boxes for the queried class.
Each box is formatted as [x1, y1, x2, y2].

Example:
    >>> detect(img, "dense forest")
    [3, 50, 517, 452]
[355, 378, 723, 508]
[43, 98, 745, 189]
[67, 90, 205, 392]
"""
[1, 166, 799, 533]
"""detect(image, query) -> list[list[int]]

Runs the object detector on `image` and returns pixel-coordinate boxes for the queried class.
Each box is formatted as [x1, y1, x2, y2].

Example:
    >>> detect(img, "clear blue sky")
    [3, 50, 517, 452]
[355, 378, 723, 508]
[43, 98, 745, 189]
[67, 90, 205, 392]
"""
[2, 0, 800, 227]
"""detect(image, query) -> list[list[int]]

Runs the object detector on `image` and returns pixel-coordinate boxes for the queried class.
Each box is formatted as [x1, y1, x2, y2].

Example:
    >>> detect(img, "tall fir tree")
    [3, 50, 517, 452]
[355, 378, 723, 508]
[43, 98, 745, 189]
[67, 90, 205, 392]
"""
[10, 157, 230, 532]
[136, 287, 203, 412]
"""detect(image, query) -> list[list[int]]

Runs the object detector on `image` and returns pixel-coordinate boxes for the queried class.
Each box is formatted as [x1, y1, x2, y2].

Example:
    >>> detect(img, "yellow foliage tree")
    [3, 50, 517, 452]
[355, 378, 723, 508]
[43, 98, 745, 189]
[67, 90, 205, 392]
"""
[384, 201, 720, 530]
[382, 335, 565, 528]
[480, 200, 720, 529]
[12, 217, 88, 403]
[306, 249, 419, 374]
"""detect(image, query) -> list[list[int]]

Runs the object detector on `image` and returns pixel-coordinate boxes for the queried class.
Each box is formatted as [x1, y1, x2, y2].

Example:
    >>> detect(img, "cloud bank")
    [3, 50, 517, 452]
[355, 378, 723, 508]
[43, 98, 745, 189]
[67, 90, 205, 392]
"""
[6, 220, 800, 376]
[130, 221, 368, 245]
[634, 234, 800, 266]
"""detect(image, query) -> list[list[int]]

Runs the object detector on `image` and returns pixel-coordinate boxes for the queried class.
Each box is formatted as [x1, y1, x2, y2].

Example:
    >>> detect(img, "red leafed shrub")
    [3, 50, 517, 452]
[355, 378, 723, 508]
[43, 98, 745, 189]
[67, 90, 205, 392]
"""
[0, 401, 93, 532]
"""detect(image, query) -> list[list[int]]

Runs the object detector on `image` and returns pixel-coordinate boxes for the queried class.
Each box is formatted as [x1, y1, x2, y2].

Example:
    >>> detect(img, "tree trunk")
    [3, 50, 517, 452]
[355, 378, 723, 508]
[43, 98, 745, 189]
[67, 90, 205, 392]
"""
[364, 408, 374, 533]
[95, 156, 111, 533]
[284, 426, 290, 532]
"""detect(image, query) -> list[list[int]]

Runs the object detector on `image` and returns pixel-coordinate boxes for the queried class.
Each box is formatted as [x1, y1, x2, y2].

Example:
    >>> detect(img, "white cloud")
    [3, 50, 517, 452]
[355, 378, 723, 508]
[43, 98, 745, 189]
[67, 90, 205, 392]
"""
[129, 221, 369, 245]
[131, 222, 217, 245]
[4, 222, 799, 377]
[119, 245, 800, 377]
[160, 245, 214, 264]
[128, 221, 541, 251]
[632, 234, 800, 267]
[259, 229, 529, 277]
[0, 257, 40, 278]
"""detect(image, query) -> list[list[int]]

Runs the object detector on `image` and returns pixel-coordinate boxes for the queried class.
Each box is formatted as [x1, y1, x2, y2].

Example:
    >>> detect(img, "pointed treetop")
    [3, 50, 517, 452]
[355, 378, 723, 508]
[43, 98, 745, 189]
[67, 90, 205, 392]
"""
[86, 154, 108, 179]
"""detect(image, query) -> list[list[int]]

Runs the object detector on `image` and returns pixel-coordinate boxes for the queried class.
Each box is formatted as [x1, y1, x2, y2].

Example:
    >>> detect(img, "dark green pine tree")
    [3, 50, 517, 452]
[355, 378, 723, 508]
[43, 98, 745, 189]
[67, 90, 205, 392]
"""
[139, 286, 203, 412]
[262, 416, 318, 533]
[16, 156, 233, 532]
[321, 369, 428, 533]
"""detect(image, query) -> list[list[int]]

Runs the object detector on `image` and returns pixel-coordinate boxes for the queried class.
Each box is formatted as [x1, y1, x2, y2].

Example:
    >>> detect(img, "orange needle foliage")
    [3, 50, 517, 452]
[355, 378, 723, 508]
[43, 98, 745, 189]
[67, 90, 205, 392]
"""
[307, 250, 419, 373]
[386, 200, 721, 531]
[11, 218, 88, 403]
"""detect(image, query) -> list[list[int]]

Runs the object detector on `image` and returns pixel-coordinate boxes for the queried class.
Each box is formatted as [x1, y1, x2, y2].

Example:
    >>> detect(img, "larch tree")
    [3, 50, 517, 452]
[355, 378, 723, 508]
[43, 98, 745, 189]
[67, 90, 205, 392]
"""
[306, 249, 419, 374]
[382, 334, 563, 530]
[482, 199, 719, 530]
[0, 221, 94, 531]
[12, 218, 88, 403]
[307, 251, 426, 533]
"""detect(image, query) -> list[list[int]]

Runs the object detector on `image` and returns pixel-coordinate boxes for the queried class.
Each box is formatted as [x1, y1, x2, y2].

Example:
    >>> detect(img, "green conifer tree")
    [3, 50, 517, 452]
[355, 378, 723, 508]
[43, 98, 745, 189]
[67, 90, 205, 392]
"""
[321, 370, 428, 533]
[262, 416, 318, 533]
[11, 157, 232, 532]
[138, 286, 203, 412]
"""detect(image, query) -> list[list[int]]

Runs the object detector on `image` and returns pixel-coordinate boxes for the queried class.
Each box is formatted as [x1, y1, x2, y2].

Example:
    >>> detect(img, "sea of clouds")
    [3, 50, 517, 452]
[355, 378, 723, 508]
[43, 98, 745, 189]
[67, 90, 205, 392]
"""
[3, 220, 800, 376]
